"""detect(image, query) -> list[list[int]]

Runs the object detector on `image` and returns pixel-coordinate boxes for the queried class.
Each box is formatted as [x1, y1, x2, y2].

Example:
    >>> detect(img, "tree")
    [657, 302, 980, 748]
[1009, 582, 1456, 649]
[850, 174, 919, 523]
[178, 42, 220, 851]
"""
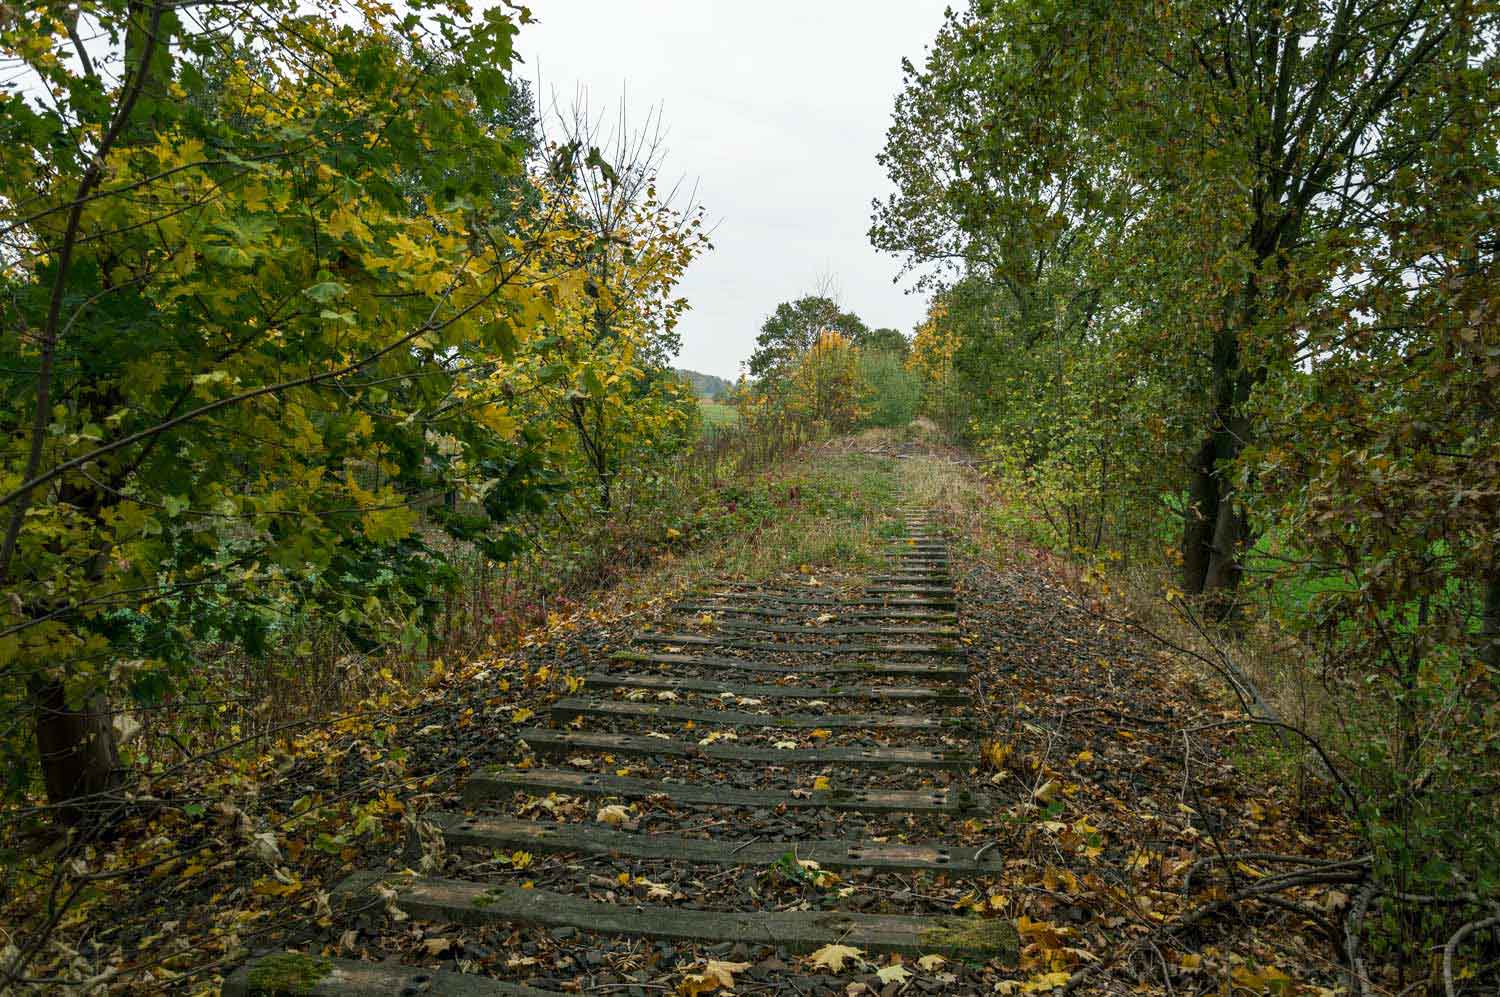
[880, 0, 1500, 968]
[855, 327, 909, 358]
[0, 0, 583, 823]
[876, 0, 1478, 615]
[747, 296, 869, 379]
[542, 97, 711, 511]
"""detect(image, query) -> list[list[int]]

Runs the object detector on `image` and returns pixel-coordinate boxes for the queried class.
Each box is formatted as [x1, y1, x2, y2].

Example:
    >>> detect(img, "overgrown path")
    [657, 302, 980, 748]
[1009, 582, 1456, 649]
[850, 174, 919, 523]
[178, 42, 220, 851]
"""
[229, 509, 1023, 994]
[218, 446, 1356, 995]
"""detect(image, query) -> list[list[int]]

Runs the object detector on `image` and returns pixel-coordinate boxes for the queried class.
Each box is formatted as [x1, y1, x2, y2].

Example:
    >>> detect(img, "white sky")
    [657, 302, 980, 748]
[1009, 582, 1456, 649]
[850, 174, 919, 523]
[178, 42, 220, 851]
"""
[518, 1, 951, 380]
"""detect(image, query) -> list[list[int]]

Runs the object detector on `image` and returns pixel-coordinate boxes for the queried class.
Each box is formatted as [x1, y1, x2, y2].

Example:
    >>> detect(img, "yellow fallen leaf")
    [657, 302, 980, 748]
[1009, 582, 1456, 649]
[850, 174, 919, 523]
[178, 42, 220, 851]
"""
[511, 707, 534, 724]
[917, 954, 946, 971]
[809, 728, 832, 740]
[1027, 971, 1073, 991]
[702, 959, 750, 987]
[813, 775, 832, 792]
[596, 804, 631, 826]
[876, 963, 912, 984]
[807, 942, 864, 972]
[677, 957, 752, 995]
[676, 974, 716, 997]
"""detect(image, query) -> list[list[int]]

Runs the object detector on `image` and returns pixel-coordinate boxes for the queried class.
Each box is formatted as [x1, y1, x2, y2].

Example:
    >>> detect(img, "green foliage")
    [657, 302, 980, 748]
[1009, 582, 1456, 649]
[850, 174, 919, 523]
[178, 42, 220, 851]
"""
[855, 327, 910, 359]
[877, 0, 1500, 967]
[0, 0, 706, 817]
[747, 296, 869, 379]
[857, 350, 921, 429]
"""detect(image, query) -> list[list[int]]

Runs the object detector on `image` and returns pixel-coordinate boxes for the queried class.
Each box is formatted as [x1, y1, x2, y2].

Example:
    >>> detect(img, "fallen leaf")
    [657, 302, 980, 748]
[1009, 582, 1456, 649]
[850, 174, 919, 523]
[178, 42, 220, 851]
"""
[917, 954, 946, 971]
[249, 831, 281, 867]
[511, 707, 534, 723]
[596, 804, 631, 826]
[703, 959, 751, 987]
[422, 936, 454, 956]
[808, 943, 864, 973]
[876, 963, 912, 985]
[813, 775, 832, 791]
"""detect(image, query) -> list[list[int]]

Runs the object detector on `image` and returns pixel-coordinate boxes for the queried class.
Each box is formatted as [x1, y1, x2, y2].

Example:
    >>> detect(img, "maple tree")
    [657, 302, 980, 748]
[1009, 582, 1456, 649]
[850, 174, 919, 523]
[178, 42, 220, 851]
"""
[0, 0, 703, 823]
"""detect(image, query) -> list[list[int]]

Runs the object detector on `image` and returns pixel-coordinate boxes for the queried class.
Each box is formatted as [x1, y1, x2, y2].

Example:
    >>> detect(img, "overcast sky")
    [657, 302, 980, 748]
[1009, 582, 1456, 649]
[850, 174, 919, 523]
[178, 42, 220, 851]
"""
[518, 1, 951, 380]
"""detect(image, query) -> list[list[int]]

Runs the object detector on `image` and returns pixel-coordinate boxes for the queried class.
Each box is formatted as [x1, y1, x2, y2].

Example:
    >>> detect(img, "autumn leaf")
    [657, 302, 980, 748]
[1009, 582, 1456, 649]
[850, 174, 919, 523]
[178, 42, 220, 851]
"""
[596, 804, 631, 826]
[676, 958, 750, 995]
[807, 943, 864, 972]
[421, 936, 455, 956]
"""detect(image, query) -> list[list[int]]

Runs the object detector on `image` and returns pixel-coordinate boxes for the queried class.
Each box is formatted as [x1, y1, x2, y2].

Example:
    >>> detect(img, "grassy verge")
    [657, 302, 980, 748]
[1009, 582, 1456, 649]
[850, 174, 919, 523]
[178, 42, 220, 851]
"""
[697, 399, 739, 428]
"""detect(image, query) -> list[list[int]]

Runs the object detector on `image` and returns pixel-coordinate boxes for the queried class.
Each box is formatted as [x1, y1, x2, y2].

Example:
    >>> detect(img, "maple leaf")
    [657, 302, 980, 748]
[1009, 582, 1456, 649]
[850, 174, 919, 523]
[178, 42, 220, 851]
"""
[596, 804, 631, 826]
[676, 959, 750, 995]
[917, 954, 947, 971]
[813, 775, 832, 791]
[511, 707, 534, 723]
[807, 942, 864, 972]
[876, 963, 912, 984]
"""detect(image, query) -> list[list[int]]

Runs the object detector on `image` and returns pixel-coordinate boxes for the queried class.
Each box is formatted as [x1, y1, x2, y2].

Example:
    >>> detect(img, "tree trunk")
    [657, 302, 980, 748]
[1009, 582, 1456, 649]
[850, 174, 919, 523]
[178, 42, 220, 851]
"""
[32, 679, 122, 827]
[1202, 490, 1251, 619]
[1182, 435, 1219, 593]
[1481, 570, 1500, 669]
[1196, 309, 1257, 620]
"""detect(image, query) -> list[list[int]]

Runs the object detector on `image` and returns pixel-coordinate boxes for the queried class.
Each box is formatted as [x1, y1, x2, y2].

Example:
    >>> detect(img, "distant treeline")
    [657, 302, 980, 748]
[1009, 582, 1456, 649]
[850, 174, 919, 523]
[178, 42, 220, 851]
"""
[675, 368, 735, 400]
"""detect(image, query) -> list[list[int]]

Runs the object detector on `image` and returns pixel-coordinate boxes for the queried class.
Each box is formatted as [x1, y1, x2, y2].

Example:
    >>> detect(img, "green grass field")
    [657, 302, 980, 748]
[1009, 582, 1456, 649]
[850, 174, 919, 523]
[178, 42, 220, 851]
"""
[698, 399, 739, 428]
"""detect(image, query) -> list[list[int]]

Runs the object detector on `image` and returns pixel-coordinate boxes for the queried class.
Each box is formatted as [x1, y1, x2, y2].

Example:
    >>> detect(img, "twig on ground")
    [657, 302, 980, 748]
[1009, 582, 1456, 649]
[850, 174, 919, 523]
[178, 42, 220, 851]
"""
[1444, 916, 1500, 997]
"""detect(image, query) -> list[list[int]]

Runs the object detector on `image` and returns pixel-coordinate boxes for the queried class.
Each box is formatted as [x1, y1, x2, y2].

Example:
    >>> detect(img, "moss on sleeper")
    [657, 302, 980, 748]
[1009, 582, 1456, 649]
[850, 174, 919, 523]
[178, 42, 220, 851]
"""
[919, 916, 1020, 961]
[245, 952, 333, 993]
